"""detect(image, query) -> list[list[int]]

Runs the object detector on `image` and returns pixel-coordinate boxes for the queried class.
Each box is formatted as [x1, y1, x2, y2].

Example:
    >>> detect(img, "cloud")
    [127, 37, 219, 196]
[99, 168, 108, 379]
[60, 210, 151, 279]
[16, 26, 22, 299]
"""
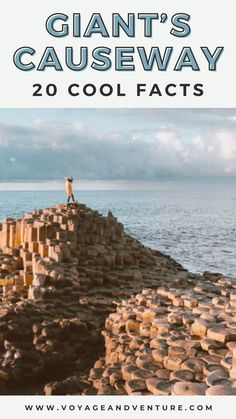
[123, 109, 236, 131]
[0, 109, 236, 181]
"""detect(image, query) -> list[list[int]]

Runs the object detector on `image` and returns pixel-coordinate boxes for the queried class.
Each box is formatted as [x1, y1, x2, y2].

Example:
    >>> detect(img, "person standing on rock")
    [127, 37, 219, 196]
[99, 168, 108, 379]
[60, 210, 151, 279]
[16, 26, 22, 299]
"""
[65, 177, 76, 204]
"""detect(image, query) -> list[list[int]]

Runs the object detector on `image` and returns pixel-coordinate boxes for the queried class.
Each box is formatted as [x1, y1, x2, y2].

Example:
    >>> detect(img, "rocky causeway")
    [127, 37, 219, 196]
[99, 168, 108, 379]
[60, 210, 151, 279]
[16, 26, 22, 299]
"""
[0, 202, 236, 396]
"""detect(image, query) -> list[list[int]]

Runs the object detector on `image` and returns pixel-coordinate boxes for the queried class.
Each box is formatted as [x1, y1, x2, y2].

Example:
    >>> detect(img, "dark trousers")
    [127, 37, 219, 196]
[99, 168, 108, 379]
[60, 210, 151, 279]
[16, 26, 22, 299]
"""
[67, 194, 75, 203]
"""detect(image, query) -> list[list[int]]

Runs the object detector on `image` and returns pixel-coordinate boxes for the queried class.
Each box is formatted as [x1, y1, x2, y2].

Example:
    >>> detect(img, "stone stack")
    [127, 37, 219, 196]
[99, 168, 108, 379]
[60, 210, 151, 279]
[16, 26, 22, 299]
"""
[0, 203, 184, 394]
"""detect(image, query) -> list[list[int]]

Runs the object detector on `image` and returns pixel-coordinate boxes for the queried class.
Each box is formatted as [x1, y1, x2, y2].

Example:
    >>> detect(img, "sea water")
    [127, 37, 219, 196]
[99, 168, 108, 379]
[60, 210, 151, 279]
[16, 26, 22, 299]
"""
[0, 181, 235, 277]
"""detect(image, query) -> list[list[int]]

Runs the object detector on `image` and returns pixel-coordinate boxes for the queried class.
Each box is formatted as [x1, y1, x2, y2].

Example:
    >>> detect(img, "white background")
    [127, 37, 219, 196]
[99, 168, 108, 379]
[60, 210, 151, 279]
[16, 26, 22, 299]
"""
[0, 0, 235, 107]
[0, 395, 235, 419]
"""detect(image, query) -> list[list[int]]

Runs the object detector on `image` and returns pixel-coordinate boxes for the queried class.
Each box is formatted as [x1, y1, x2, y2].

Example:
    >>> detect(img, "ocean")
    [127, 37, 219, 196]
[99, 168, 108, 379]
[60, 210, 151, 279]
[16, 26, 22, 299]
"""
[0, 181, 235, 277]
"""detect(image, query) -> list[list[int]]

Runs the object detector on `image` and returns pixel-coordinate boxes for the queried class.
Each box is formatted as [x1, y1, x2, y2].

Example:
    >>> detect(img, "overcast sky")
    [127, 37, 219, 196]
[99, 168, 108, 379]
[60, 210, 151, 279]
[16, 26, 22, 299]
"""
[0, 109, 236, 182]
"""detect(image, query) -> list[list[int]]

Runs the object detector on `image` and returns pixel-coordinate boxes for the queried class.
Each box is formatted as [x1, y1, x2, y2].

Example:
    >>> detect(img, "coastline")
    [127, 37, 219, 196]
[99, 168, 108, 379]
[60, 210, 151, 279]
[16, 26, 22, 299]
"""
[0, 183, 235, 278]
[0, 202, 235, 395]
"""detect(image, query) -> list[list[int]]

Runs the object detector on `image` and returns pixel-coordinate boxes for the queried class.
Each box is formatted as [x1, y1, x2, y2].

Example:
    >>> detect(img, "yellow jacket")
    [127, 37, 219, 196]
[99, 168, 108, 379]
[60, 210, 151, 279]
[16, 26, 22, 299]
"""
[65, 180, 73, 197]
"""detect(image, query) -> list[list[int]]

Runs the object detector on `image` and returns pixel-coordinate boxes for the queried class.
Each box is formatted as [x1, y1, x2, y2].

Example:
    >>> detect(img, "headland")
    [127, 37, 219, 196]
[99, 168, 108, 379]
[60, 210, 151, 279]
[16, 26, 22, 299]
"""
[0, 203, 235, 395]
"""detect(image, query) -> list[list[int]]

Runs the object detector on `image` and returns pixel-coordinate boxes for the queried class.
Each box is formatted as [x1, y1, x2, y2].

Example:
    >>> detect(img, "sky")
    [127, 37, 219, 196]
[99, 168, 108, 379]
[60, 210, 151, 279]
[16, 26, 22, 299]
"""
[0, 108, 236, 182]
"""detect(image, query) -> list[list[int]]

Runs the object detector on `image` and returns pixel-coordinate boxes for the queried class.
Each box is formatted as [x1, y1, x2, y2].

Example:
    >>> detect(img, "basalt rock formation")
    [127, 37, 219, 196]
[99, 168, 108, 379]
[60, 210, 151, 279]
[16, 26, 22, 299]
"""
[0, 203, 235, 396]
[0, 202, 183, 395]
[86, 279, 236, 396]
